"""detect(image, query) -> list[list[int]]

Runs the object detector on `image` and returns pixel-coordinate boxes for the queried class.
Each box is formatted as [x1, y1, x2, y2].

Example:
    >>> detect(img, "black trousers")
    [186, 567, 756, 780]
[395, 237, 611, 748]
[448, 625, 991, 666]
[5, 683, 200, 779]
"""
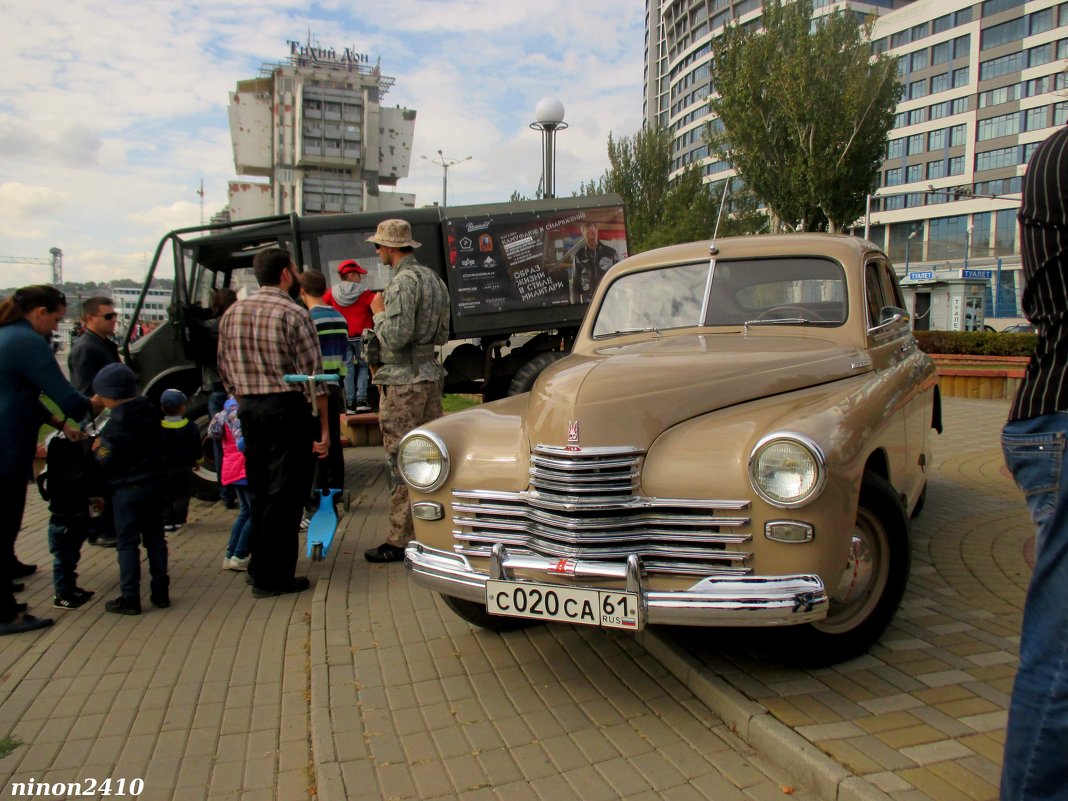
[0, 475, 28, 622]
[238, 393, 315, 591]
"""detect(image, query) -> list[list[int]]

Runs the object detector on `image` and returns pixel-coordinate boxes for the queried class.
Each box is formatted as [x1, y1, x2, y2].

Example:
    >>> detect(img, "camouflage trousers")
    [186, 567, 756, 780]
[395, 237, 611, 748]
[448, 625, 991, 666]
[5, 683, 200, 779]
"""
[378, 379, 444, 547]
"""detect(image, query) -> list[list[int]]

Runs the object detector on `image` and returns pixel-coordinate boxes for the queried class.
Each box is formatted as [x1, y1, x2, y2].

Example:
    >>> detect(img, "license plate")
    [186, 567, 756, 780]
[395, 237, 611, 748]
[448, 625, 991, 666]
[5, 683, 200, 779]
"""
[486, 580, 640, 630]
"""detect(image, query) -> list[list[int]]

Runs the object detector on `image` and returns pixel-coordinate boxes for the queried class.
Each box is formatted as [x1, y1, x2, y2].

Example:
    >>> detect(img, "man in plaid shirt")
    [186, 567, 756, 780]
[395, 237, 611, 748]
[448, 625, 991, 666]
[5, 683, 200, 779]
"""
[218, 248, 328, 598]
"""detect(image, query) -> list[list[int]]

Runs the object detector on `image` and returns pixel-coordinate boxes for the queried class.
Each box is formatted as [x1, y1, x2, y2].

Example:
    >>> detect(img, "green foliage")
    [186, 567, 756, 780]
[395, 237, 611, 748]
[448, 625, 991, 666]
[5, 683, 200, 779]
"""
[0, 735, 22, 760]
[914, 330, 1037, 357]
[579, 129, 767, 253]
[443, 394, 481, 413]
[708, 0, 901, 232]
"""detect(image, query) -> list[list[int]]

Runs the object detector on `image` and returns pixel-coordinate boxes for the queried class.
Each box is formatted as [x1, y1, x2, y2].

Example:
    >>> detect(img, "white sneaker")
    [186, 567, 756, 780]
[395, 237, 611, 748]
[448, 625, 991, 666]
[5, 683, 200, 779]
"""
[229, 555, 250, 572]
[223, 556, 235, 570]
[299, 518, 309, 532]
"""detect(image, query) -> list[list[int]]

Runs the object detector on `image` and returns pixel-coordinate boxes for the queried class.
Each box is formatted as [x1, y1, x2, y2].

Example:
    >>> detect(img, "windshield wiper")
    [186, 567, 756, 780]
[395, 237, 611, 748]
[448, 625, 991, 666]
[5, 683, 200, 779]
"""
[743, 318, 812, 327]
[604, 326, 663, 337]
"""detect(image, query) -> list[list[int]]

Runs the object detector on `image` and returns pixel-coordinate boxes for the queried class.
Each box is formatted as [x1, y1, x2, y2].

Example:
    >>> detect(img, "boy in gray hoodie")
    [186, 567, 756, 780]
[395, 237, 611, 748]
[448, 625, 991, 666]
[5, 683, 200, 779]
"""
[323, 259, 375, 412]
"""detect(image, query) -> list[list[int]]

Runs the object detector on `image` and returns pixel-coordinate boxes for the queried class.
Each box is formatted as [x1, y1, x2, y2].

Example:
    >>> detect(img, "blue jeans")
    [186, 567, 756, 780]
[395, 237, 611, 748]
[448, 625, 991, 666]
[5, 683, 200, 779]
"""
[344, 338, 370, 408]
[226, 485, 252, 559]
[1001, 413, 1068, 801]
[48, 515, 89, 598]
[111, 481, 168, 600]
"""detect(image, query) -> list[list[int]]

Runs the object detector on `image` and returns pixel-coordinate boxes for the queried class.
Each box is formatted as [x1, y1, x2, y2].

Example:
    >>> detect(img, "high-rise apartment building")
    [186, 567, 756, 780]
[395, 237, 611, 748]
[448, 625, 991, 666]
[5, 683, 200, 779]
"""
[228, 40, 417, 220]
[644, 0, 1067, 284]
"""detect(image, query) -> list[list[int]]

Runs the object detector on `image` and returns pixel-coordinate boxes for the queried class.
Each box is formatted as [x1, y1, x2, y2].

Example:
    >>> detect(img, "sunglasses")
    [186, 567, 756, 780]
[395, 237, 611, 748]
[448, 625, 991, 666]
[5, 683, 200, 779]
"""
[101, 312, 118, 320]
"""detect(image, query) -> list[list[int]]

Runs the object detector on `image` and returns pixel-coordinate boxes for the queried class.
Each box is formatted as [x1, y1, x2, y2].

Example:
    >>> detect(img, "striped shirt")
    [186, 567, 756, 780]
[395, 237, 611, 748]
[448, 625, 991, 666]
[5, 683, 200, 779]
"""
[309, 304, 348, 376]
[1009, 125, 1068, 421]
[217, 287, 325, 399]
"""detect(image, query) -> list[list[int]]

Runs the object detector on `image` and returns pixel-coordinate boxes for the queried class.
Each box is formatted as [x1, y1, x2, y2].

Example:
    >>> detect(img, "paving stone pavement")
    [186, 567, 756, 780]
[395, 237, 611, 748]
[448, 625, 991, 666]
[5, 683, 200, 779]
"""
[658, 397, 1025, 801]
[1, 437, 820, 800]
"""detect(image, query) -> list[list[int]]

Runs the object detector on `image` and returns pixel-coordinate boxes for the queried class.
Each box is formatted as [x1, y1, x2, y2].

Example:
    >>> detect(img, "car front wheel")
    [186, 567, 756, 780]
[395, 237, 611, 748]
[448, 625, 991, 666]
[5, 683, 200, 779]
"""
[783, 472, 911, 666]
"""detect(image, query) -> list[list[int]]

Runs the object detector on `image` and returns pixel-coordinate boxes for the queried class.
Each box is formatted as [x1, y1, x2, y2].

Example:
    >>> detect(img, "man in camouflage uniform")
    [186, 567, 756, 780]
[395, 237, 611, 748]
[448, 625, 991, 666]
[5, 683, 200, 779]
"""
[363, 219, 450, 563]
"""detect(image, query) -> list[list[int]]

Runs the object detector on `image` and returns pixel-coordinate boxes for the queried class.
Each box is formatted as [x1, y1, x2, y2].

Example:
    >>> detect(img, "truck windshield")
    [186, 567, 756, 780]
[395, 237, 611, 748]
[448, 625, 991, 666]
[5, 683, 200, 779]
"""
[592, 257, 847, 338]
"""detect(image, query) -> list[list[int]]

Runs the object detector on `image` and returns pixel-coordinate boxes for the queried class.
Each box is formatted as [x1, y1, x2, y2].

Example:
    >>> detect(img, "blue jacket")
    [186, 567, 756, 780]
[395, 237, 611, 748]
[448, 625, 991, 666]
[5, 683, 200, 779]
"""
[94, 396, 165, 488]
[0, 319, 91, 479]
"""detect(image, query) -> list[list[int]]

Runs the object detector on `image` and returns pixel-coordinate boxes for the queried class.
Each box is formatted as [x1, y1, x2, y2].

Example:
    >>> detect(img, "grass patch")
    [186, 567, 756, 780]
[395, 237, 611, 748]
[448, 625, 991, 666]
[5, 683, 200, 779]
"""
[0, 735, 23, 760]
[443, 394, 481, 414]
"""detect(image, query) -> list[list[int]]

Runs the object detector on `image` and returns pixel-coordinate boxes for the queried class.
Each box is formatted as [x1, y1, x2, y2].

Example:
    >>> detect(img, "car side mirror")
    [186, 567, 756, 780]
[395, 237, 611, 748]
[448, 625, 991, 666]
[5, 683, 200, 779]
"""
[879, 306, 909, 326]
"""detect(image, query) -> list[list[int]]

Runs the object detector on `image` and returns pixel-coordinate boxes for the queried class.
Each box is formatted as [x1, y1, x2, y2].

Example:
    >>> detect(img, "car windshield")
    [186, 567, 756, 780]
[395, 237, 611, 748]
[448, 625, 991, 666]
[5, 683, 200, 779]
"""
[592, 257, 847, 337]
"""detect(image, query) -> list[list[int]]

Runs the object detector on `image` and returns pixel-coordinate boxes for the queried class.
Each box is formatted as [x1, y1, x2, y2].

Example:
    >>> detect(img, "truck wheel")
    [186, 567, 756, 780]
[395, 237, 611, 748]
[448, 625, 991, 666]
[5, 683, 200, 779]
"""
[441, 594, 535, 632]
[782, 473, 911, 666]
[186, 395, 221, 502]
[507, 352, 568, 396]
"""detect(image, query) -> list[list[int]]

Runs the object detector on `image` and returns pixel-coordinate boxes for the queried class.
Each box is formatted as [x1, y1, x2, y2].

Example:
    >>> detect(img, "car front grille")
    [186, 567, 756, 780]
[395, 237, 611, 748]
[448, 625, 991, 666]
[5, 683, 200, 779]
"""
[451, 445, 752, 577]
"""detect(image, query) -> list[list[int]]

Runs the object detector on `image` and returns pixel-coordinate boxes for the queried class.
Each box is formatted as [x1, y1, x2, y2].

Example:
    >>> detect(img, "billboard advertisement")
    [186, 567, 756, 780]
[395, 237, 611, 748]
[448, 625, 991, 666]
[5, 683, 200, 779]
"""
[444, 205, 628, 320]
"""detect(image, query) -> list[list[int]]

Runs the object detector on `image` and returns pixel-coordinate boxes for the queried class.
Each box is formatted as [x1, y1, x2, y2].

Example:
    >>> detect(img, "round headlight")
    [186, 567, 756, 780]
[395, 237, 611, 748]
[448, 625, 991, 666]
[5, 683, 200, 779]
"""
[398, 431, 450, 492]
[749, 434, 825, 508]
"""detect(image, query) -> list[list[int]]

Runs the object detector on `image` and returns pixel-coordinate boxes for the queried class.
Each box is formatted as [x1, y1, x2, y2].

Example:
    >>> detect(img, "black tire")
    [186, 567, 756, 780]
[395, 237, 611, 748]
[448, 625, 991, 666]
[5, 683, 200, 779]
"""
[441, 594, 535, 632]
[782, 473, 911, 666]
[186, 395, 221, 502]
[507, 352, 568, 396]
[910, 480, 927, 519]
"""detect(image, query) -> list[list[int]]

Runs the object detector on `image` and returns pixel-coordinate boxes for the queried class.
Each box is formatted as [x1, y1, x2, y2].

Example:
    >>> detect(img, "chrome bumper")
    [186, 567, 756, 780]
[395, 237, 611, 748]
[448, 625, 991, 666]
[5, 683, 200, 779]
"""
[404, 542, 828, 628]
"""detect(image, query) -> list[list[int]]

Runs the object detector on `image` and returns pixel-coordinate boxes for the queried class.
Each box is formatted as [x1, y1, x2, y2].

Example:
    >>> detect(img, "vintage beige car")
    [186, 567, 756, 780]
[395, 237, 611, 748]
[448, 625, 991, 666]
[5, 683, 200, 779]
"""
[399, 233, 942, 664]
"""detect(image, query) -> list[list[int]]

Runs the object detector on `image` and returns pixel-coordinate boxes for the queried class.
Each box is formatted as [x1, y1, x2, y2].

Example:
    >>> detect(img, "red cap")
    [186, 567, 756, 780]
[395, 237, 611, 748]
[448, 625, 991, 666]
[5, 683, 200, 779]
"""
[337, 259, 367, 276]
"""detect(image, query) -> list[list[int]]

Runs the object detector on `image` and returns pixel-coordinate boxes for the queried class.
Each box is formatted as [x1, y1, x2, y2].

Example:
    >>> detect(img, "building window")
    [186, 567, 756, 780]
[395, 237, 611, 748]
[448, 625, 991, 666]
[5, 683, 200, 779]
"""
[885, 194, 906, 210]
[982, 0, 1025, 16]
[954, 34, 970, 59]
[1025, 106, 1050, 131]
[911, 50, 928, 71]
[977, 111, 1020, 140]
[976, 145, 1020, 171]
[950, 124, 966, 147]
[928, 128, 947, 150]
[909, 79, 927, 100]
[952, 97, 970, 115]
[1030, 7, 1054, 35]
[931, 41, 951, 65]
[928, 159, 946, 179]
[933, 13, 953, 35]
[893, 111, 909, 129]
[980, 50, 1026, 80]
[909, 107, 927, 125]
[995, 209, 1017, 255]
[887, 138, 906, 159]
[981, 17, 1026, 51]
[980, 83, 1017, 108]
[929, 101, 949, 120]
[908, 134, 925, 155]
[907, 164, 923, 183]
[949, 156, 965, 175]
[885, 167, 904, 186]
[1055, 101, 1068, 126]
[952, 67, 969, 88]
[930, 72, 949, 94]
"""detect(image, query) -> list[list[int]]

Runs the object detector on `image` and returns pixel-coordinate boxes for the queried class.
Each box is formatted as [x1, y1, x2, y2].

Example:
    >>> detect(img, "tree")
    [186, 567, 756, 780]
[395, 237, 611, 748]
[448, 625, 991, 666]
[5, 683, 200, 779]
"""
[708, 0, 901, 232]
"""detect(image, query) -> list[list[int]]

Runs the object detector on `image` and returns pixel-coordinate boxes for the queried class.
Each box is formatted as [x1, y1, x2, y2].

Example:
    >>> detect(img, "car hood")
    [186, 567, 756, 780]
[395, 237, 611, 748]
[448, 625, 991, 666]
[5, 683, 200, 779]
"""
[525, 333, 868, 451]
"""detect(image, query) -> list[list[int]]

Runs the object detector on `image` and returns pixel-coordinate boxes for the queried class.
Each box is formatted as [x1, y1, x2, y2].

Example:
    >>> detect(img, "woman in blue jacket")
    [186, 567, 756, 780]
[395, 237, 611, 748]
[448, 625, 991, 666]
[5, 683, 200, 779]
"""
[0, 285, 96, 635]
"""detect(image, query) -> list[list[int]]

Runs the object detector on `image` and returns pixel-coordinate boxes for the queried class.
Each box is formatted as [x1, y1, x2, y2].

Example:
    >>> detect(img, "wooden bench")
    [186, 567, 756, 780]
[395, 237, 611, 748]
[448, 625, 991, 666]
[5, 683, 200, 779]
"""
[341, 411, 382, 447]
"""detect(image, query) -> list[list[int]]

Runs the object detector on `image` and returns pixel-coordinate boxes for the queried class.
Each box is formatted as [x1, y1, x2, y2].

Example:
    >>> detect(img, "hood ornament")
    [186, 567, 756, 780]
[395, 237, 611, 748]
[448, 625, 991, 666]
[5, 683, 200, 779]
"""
[566, 420, 580, 451]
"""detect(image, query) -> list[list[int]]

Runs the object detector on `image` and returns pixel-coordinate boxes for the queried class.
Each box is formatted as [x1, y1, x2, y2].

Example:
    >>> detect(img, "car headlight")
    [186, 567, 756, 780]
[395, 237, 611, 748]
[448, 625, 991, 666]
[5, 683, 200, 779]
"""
[398, 431, 450, 492]
[748, 434, 825, 508]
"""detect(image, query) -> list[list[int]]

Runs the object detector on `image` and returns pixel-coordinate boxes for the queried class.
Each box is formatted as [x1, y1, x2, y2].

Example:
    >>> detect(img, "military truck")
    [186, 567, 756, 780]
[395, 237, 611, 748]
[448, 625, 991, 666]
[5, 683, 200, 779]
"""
[121, 194, 628, 498]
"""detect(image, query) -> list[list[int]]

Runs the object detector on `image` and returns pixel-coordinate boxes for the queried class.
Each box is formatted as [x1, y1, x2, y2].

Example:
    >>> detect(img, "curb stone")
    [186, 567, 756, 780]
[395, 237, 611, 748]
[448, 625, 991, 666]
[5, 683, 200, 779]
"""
[637, 629, 893, 801]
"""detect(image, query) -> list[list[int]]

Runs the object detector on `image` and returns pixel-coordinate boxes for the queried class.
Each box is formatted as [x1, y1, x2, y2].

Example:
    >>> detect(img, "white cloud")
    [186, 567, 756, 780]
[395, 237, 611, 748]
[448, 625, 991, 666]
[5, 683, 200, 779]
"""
[0, 0, 645, 285]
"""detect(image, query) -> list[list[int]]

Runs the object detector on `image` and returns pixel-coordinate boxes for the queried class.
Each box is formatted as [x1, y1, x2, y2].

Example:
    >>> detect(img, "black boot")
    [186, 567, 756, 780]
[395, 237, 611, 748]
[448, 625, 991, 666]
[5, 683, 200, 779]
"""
[105, 596, 141, 616]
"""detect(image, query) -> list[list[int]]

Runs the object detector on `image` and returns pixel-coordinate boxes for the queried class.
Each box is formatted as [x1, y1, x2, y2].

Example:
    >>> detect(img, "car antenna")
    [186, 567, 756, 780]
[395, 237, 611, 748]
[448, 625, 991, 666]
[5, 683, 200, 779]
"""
[708, 177, 731, 258]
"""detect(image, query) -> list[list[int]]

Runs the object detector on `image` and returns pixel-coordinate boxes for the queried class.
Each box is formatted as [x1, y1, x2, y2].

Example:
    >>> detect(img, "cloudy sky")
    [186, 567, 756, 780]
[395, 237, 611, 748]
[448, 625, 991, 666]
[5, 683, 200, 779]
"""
[0, 0, 645, 287]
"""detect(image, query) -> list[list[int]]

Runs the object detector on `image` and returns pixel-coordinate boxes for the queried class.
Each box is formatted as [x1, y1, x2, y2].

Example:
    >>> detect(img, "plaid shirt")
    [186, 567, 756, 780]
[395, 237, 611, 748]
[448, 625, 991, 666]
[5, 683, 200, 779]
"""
[217, 287, 325, 400]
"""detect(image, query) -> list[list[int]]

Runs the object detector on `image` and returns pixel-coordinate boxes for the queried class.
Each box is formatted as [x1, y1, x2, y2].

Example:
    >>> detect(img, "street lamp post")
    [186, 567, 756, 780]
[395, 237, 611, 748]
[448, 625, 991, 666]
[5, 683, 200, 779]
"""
[964, 224, 974, 268]
[529, 97, 568, 199]
[905, 229, 919, 270]
[420, 150, 471, 207]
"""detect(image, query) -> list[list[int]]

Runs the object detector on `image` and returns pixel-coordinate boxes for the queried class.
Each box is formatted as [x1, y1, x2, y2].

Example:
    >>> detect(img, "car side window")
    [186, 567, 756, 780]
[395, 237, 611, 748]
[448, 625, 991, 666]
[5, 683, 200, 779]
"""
[864, 262, 885, 328]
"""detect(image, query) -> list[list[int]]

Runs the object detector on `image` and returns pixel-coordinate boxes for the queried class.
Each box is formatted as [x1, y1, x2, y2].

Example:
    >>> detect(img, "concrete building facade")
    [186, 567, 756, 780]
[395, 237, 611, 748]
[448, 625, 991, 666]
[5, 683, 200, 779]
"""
[644, 0, 1068, 321]
[228, 40, 417, 220]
